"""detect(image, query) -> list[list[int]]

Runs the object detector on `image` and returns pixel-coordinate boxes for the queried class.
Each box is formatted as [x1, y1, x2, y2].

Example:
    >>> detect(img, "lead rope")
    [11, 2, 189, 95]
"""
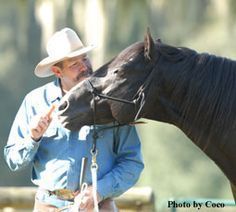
[91, 150, 99, 212]
[91, 93, 99, 212]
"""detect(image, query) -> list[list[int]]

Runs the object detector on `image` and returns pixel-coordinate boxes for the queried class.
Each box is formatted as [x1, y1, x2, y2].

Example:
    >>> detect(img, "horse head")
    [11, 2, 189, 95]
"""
[58, 29, 159, 130]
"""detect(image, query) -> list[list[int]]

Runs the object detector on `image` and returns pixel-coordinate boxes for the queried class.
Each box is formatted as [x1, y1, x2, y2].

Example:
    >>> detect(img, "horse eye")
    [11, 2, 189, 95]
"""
[129, 58, 133, 62]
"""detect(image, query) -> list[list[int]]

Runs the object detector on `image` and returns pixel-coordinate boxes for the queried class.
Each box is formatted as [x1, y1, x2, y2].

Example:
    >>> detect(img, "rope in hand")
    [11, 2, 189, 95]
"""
[73, 182, 88, 211]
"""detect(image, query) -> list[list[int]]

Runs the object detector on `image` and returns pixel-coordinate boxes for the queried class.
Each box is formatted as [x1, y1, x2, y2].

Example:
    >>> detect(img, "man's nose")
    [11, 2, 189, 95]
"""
[78, 61, 88, 72]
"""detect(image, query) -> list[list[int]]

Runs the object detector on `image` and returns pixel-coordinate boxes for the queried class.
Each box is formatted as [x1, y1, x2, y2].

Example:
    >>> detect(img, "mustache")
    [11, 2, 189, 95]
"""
[76, 69, 93, 81]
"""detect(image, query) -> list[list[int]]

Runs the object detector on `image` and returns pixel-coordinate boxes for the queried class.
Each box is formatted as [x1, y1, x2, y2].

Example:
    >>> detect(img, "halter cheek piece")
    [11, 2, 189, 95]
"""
[87, 79, 146, 125]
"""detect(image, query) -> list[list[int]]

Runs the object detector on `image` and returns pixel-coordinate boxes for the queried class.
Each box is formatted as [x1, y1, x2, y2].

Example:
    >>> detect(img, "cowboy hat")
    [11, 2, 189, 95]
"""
[34, 28, 95, 78]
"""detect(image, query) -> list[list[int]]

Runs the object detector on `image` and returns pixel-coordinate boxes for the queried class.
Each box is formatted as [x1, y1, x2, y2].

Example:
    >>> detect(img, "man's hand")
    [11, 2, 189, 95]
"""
[29, 105, 55, 141]
[74, 186, 102, 211]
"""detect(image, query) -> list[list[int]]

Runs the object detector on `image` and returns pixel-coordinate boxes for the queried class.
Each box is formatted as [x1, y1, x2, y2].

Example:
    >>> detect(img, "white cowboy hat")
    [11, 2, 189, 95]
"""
[34, 27, 95, 78]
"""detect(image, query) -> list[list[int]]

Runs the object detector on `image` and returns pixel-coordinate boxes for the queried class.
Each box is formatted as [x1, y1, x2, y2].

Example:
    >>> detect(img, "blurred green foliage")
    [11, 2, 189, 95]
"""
[1, 0, 236, 208]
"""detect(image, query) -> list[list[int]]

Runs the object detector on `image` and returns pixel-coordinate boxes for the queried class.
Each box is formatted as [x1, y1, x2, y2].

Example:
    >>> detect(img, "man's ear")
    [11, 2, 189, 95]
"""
[51, 66, 62, 78]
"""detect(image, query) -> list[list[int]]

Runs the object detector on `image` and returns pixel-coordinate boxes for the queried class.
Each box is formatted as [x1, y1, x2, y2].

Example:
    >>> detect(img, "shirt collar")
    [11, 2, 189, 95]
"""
[47, 78, 63, 104]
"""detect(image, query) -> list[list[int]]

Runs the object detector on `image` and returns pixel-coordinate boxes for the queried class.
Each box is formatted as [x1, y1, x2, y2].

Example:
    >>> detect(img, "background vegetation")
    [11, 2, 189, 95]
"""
[1, 0, 236, 210]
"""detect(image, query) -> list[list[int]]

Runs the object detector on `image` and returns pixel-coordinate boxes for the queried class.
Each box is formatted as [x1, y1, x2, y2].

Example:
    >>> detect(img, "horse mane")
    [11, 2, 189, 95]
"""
[157, 42, 236, 146]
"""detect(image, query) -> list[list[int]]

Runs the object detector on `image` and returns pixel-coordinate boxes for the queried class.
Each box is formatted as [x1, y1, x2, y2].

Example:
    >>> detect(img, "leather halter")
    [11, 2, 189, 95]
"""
[86, 63, 156, 123]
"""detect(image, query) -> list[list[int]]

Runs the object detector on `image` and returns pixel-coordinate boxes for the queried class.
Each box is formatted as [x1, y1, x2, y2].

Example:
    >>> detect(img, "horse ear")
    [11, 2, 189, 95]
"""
[144, 27, 155, 60]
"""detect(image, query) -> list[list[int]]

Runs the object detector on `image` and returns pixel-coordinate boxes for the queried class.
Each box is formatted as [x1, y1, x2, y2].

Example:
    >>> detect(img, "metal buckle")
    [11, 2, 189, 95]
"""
[49, 189, 77, 201]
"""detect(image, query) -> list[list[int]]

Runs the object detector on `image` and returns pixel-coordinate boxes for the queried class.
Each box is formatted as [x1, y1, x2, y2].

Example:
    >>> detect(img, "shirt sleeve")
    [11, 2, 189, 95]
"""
[97, 125, 144, 200]
[4, 95, 40, 171]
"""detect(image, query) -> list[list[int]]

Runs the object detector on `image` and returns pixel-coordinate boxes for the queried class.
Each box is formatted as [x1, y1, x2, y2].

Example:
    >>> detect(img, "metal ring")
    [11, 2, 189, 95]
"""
[90, 149, 98, 156]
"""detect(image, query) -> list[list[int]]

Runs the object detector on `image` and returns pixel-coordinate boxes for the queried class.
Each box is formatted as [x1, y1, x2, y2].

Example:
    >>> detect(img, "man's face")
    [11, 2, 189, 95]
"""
[53, 54, 93, 90]
[62, 54, 93, 83]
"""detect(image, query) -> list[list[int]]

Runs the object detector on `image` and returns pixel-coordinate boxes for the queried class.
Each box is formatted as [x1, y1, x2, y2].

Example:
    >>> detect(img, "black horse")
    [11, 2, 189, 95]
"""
[58, 29, 236, 200]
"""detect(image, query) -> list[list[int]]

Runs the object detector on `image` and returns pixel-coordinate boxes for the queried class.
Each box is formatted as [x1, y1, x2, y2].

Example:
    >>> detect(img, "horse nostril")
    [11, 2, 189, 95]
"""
[58, 100, 69, 113]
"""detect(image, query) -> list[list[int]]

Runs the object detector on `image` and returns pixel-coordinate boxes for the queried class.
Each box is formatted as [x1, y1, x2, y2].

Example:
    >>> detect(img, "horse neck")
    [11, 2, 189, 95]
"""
[144, 52, 236, 148]
[143, 52, 198, 125]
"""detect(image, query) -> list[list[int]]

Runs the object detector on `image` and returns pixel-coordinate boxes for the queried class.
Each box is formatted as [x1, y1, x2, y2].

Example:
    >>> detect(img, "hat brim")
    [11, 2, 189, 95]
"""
[34, 44, 95, 78]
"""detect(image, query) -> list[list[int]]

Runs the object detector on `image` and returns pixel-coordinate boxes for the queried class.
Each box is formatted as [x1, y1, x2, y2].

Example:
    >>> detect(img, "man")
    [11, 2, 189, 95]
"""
[4, 28, 144, 211]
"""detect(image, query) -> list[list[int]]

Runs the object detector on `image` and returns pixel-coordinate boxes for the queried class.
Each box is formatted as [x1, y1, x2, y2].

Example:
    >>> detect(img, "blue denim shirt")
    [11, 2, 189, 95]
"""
[4, 79, 144, 205]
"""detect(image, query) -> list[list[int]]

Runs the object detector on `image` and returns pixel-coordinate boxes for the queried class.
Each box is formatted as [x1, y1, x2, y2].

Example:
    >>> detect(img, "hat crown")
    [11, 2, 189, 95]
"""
[46, 28, 84, 58]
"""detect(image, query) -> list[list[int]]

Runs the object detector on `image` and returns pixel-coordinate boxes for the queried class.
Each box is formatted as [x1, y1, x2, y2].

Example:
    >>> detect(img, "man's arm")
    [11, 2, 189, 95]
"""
[4, 95, 53, 171]
[97, 125, 144, 200]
